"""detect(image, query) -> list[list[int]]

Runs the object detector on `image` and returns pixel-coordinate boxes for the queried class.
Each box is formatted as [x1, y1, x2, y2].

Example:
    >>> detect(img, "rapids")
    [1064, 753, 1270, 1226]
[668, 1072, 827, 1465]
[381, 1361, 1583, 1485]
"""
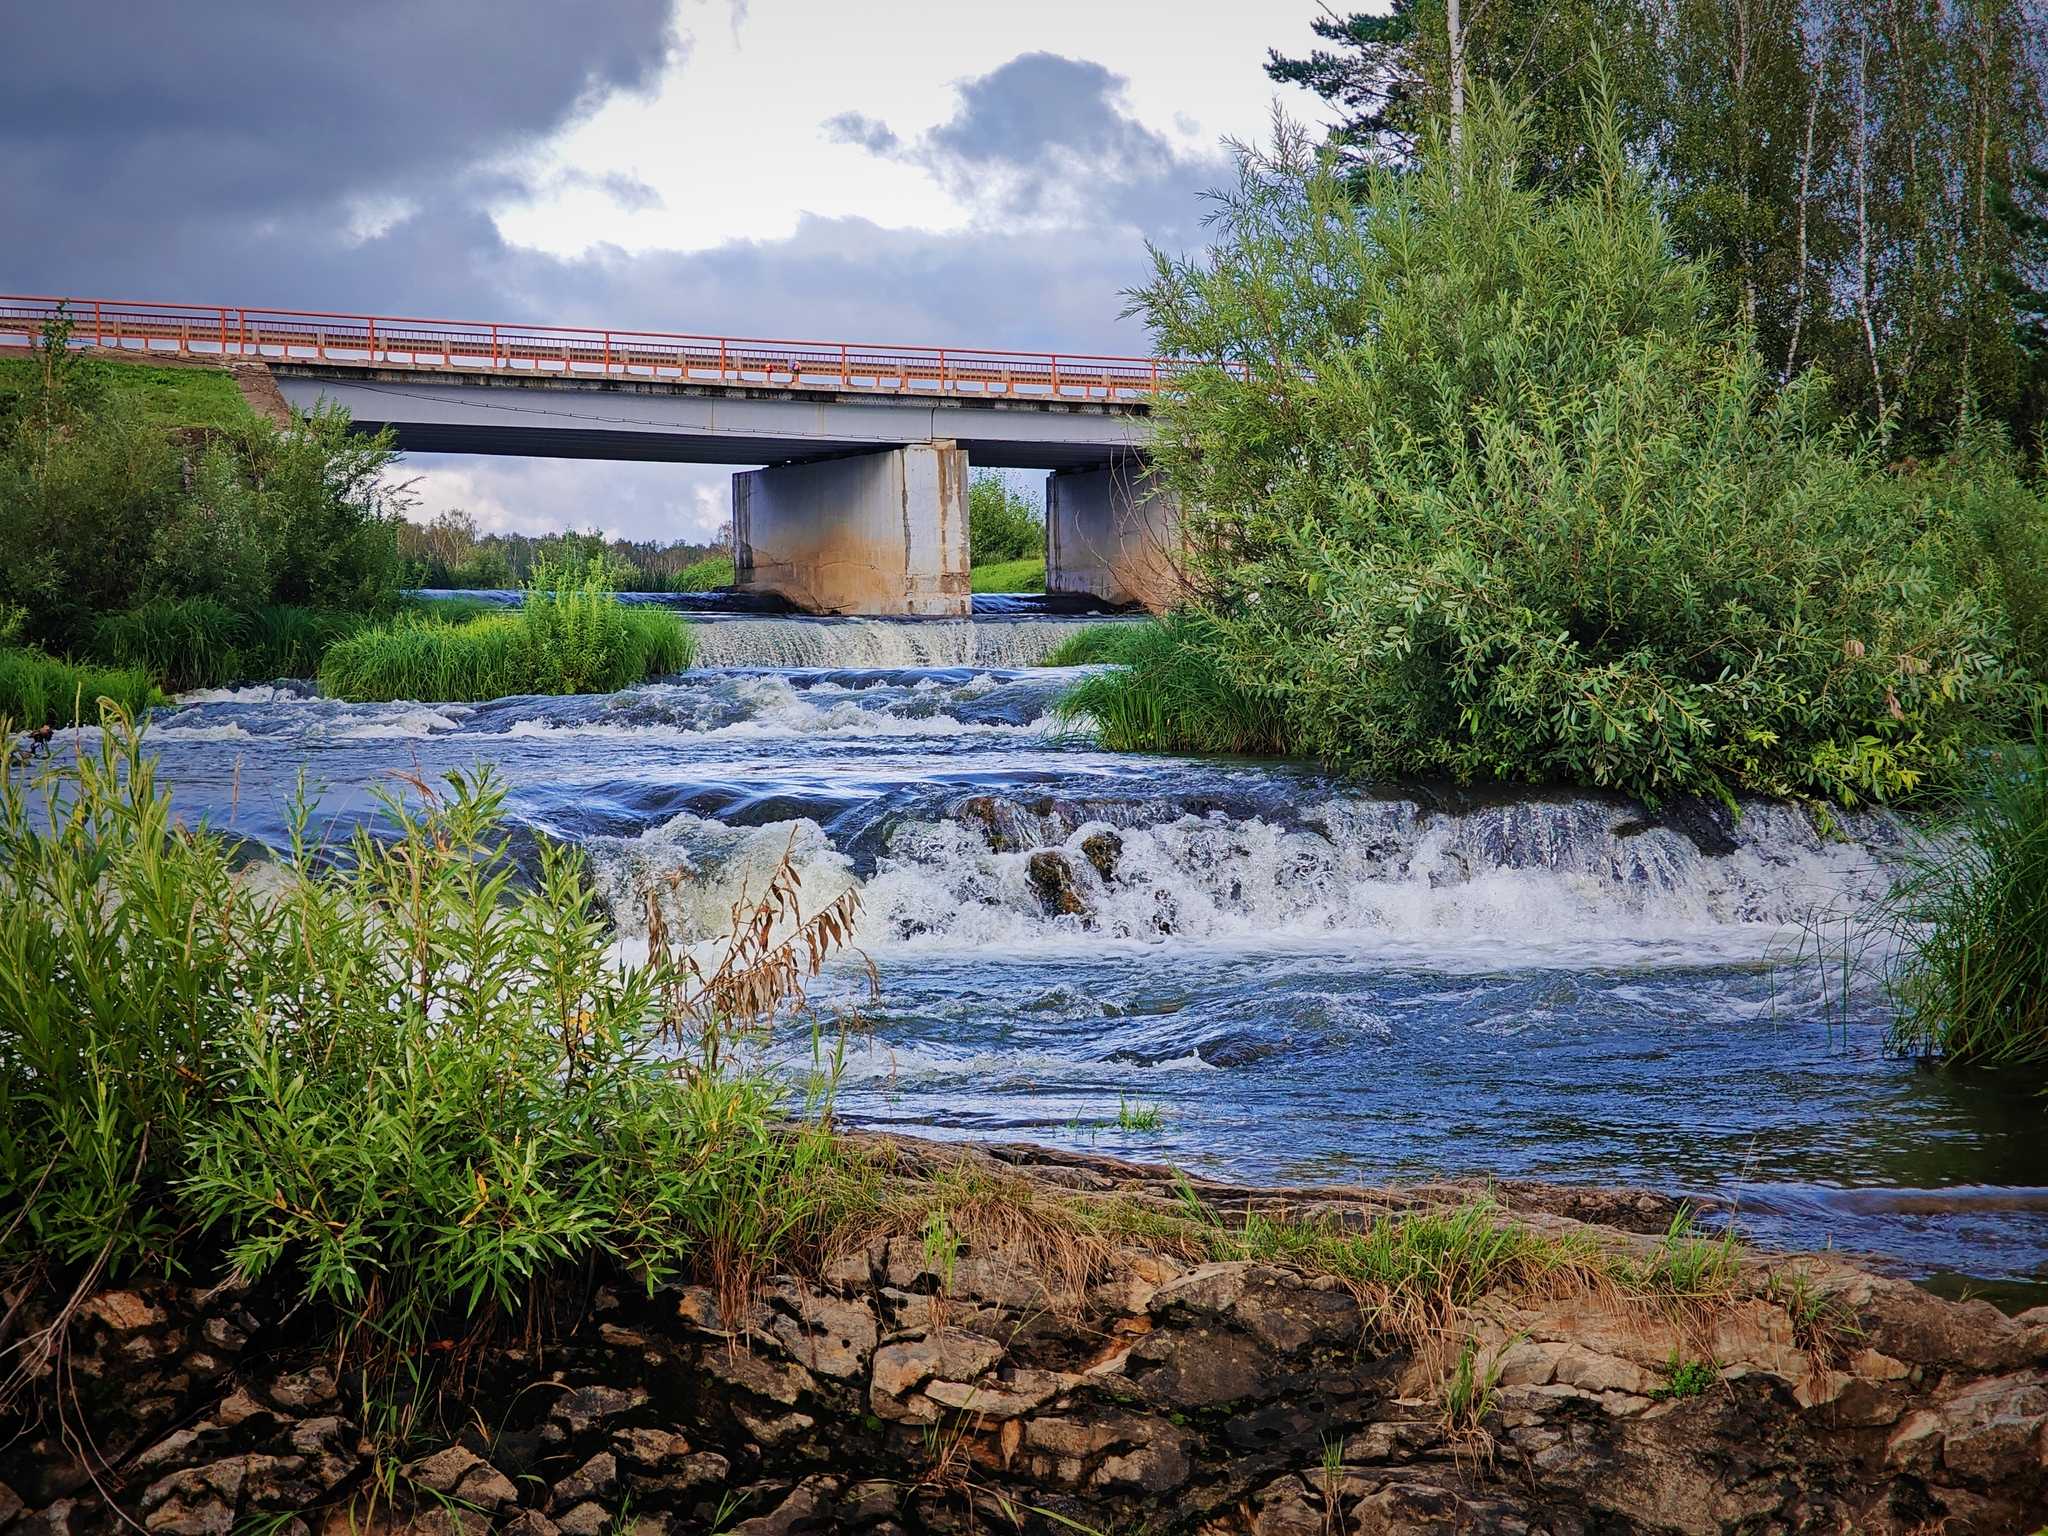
[126, 627, 2048, 1303]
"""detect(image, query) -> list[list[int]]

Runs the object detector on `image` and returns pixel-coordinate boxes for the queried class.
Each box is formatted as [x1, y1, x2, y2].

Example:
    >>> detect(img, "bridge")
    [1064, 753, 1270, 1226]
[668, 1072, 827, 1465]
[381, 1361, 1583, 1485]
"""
[0, 295, 1191, 615]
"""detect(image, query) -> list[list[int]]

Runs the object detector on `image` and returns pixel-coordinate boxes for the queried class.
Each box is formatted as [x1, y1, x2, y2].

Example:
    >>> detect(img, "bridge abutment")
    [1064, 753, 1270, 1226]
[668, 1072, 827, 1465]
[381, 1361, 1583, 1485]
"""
[1046, 461, 1180, 611]
[733, 443, 971, 616]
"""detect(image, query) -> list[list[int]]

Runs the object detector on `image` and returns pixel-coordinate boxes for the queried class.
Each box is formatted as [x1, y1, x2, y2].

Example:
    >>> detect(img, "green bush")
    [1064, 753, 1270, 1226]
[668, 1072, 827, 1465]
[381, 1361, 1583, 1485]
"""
[1126, 97, 2031, 805]
[0, 315, 403, 660]
[1051, 614, 1289, 755]
[0, 647, 157, 729]
[0, 711, 846, 1345]
[969, 556, 1047, 594]
[323, 563, 695, 702]
[970, 472, 1044, 565]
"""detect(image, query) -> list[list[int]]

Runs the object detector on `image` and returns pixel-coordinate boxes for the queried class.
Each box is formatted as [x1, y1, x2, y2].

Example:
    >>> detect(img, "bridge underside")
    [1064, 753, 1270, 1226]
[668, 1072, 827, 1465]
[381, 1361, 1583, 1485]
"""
[272, 367, 1147, 471]
[271, 365, 1170, 614]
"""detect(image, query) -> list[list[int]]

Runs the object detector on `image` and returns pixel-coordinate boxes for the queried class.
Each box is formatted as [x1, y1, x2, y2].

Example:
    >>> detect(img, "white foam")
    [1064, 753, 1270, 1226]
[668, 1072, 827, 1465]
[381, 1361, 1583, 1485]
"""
[586, 787, 1903, 973]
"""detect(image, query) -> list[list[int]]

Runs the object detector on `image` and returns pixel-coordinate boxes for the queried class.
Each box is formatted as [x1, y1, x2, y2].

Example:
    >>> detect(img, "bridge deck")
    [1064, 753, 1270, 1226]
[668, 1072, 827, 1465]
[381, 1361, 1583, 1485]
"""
[0, 295, 1189, 403]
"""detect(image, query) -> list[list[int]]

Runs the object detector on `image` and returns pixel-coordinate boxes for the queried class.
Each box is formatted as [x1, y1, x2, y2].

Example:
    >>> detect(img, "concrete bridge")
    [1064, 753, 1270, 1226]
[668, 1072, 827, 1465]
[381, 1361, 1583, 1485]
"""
[1, 295, 1187, 615]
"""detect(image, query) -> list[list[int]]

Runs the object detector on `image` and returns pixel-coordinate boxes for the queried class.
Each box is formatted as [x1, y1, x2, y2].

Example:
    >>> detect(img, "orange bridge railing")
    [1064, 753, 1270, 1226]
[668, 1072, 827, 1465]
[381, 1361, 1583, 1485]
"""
[0, 294, 1192, 402]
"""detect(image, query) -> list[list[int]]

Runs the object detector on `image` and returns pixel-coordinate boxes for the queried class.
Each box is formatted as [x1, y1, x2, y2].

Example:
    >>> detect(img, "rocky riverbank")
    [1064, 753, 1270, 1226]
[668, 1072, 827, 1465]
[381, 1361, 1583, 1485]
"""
[4, 1139, 2046, 1536]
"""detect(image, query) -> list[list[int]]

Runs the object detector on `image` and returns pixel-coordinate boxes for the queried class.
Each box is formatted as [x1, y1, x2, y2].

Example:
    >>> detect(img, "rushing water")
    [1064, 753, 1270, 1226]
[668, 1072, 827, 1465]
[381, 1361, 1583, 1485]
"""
[128, 619, 2048, 1305]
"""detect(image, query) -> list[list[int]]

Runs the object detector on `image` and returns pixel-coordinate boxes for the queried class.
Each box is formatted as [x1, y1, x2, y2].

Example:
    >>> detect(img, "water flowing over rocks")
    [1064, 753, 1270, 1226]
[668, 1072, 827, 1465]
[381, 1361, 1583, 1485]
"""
[6, 1141, 2045, 1536]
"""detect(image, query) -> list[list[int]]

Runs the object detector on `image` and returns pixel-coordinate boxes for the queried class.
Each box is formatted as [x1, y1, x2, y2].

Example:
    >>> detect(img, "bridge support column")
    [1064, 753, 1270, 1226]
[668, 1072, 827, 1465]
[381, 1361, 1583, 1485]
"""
[1046, 461, 1180, 611]
[732, 443, 970, 616]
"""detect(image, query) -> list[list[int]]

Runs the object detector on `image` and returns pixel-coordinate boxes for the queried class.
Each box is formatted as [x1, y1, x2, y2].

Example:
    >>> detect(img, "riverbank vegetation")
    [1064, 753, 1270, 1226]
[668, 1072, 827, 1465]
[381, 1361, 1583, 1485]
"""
[1884, 718, 2048, 1071]
[322, 558, 694, 702]
[0, 313, 407, 704]
[1072, 96, 2047, 812]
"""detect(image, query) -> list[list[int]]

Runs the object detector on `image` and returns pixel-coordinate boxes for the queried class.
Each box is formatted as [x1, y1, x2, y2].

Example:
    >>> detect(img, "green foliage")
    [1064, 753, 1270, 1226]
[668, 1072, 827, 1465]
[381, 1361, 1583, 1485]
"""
[969, 472, 1044, 565]
[1112, 1096, 1164, 1132]
[398, 508, 727, 593]
[669, 554, 735, 591]
[0, 712, 843, 1348]
[92, 599, 359, 689]
[0, 647, 157, 729]
[1051, 615, 1288, 756]
[969, 556, 1046, 594]
[1128, 101, 2028, 803]
[322, 562, 695, 702]
[1882, 715, 2048, 1074]
[1265, 3, 2048, 461]
[0, 319, 403, 683]
[1655, 1353, 1721, 1399]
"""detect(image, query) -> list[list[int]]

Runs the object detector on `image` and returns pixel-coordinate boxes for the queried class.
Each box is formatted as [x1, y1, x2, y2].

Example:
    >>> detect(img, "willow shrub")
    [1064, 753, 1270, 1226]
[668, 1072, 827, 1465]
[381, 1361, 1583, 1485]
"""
[1126, 96, 2031, 806]
[0, 712, 835, 1346]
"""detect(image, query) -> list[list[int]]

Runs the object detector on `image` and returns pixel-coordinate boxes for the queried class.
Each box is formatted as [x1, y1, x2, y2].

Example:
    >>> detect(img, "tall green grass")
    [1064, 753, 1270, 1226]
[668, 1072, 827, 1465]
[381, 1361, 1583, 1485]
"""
[1883, 716, 2048, 1074]
[668, 554, 734, 591]
[1048, 614, 1290, 755]
[324, 560, 695, 702]
[0, 647, 157, 729]
[93, 598, 358, 690]
[0, 710, 842, 1348]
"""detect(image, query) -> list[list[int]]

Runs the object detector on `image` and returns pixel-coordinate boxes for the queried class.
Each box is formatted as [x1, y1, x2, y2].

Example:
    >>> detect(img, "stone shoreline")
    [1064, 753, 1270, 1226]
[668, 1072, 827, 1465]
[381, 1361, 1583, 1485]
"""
[4, 1137, 2046, 1536]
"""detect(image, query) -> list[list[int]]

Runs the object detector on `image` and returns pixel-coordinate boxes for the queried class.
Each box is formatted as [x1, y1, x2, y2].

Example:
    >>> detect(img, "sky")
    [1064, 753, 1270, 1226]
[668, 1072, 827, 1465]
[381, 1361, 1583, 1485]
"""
[1, 2, 1335, 543]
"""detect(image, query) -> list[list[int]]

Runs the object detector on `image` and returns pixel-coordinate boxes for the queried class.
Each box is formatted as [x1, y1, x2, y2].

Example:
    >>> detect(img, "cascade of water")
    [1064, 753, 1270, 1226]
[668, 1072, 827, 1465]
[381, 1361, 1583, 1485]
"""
[689, 617, 1116, 670]
[586, 783, 1906, 966]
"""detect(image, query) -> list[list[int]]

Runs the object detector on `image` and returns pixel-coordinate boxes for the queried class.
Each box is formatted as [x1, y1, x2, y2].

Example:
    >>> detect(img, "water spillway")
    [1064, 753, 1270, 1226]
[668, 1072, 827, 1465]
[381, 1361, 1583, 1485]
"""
[138, 651, 2048, 1303]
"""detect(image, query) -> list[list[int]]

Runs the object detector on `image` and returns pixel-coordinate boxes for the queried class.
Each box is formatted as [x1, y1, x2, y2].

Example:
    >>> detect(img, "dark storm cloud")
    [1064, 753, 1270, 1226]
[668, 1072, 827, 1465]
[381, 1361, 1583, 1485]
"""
[830, 52, 1217, 230]
[0, 0, 674, 309]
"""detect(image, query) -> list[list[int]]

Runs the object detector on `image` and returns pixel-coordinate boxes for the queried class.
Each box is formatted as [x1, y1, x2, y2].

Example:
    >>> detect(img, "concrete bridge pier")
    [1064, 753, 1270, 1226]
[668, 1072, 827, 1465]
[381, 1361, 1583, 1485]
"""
[732, 442, 970, 616]
[1046, 460, 1181, 611]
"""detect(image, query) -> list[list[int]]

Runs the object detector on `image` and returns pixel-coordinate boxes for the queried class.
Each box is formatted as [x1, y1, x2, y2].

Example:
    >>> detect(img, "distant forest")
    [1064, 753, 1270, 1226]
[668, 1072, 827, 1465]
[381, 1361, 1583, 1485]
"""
[398, 511, 732, 592]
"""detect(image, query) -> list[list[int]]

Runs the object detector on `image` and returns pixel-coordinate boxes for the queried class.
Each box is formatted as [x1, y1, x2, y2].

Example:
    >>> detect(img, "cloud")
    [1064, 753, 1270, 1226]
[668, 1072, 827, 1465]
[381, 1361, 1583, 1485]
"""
[822, 112, 901, 156]
[0, 0, 674, 308]
[826, 52, 1217, 232]
[559, 170, 668, 213]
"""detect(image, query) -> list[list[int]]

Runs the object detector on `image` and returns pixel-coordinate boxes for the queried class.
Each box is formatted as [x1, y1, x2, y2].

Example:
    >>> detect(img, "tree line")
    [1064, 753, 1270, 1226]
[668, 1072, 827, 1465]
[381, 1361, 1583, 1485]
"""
[1267, 0, 2048, 459]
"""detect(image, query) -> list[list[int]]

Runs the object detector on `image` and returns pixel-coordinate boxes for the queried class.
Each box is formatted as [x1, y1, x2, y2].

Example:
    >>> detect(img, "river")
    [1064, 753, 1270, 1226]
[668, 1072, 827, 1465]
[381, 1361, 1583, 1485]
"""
[134, 609, 2048, 1307]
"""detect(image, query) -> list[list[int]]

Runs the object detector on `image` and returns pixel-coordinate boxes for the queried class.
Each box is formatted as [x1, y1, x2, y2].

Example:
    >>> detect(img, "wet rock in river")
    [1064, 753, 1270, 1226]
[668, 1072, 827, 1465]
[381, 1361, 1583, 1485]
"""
[1026, 850, 1089, 916]
[1079, 829, 1122, 881]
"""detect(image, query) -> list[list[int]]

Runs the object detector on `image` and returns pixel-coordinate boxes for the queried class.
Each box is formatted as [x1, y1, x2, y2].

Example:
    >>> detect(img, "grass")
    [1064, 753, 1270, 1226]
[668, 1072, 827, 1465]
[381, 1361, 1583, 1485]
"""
[1047, 613, 1290, 755]
[1654, 1353, 1720, 1399]
[94, 599, 366, 691]
[1113, 1095, 1165, 1131]
[324, 565, 696, 702]
[1881, 714, 2048, 1074]
[0, 646, 158, 728]
[0, 354, 256, 432]
[668, 554, 734, 592]
[970, 556, 1046, 593]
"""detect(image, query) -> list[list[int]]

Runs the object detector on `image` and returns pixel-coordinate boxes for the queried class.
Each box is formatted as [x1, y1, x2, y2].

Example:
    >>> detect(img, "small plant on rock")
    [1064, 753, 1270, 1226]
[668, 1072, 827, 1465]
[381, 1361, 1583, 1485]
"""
[1655, 1352, 1721, 1399]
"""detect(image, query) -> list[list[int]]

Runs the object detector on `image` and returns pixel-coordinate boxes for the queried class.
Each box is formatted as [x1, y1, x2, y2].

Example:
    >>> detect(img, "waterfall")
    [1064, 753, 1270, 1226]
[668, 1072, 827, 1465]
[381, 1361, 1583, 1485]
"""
[688, 617, 1118, 670]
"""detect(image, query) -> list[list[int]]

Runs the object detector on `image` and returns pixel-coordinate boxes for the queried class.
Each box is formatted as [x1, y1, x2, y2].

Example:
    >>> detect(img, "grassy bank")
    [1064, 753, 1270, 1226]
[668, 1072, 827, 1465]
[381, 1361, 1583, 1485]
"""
[970, 556, 1045, 593]
[1883, 718, 2048, 1074]
[0, 645, 158, 728]
[324, 569, 694, 702]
